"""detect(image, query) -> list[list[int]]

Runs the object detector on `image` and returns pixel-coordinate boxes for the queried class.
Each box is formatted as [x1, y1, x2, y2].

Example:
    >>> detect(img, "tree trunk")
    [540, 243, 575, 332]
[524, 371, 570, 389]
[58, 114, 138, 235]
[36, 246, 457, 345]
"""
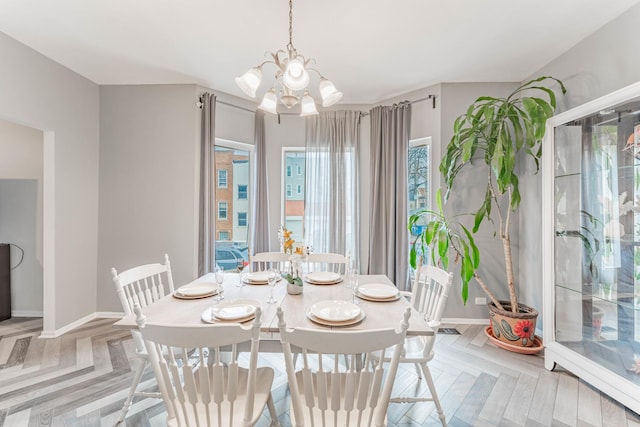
[474, 272, 504, 311]
[502, 236, 518, 312]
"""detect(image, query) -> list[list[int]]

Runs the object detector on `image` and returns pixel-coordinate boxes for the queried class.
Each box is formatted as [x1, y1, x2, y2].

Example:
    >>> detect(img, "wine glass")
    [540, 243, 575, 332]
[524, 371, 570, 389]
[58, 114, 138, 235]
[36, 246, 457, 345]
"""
[237, 259, 247, 287]
[349, 267, 360, 305]
[214, 266, 225, 301]
[266, 268, 278, 304]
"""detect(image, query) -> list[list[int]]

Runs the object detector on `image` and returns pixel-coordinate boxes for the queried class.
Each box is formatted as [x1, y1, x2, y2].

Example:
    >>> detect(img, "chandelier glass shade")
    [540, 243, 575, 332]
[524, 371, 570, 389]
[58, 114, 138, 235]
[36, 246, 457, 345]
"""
[235, 0, 342, 116]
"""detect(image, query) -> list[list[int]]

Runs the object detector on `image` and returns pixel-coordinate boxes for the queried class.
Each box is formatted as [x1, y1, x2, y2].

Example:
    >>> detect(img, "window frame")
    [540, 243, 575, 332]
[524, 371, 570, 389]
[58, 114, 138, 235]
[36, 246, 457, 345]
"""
[217, 169, 228, 188]
[238, 211, 248, 227]
[281, 147, 306, 226]
[218, 201, 228, 220]
[237, 184, 248, 200]
[408, 136, 433, 212]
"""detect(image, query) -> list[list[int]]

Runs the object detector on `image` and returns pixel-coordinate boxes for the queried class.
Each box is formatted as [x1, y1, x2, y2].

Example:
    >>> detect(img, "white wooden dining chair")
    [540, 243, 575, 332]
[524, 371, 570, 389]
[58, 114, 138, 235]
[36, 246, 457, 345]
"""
[277, 306, 411, 427]
[373, 258, 453, 427]
[111, 254, 175, 425]
[134, 306, 278, 427]
[304, 252, 348, 274]
[251, 251, 290, 272]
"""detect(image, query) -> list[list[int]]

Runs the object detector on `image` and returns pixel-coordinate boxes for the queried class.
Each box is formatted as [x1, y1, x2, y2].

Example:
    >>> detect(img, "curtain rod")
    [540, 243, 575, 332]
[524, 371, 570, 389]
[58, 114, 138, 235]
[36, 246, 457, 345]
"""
[198, 93, 437, 116]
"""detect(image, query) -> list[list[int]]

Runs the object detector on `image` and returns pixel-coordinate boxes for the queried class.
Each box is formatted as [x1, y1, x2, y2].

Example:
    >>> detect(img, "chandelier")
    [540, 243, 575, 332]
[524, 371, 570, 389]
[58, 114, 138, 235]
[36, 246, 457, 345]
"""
[235, 0, 342, 116]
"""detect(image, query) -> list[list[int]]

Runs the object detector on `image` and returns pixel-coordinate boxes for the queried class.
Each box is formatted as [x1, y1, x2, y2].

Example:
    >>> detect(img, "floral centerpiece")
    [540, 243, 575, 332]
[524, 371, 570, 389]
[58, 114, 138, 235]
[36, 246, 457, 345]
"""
[278, 224, 295, 254]
[278, 225, 303, 292]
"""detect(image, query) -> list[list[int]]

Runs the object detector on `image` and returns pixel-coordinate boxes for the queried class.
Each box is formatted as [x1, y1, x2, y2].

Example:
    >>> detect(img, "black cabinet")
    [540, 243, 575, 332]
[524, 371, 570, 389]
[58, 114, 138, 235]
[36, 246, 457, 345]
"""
[0, 244, 10, 321]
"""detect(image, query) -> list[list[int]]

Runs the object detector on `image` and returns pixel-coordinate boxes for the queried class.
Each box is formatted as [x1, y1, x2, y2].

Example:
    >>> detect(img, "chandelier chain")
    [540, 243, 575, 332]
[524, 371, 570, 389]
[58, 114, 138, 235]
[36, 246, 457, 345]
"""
[288, 0, 294, 51]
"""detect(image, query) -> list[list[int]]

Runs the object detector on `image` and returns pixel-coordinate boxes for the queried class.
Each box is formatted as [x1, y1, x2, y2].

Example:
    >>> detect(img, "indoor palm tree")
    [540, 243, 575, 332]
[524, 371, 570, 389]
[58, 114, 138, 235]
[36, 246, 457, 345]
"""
[410, 76, 566, 347]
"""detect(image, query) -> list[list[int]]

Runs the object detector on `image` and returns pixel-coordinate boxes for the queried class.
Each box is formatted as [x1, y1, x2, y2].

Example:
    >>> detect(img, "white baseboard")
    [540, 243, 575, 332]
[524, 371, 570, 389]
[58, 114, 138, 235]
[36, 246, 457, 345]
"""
[39, 311, 126, 338]
[442, 318, 544, 337]
[40, 312, 99, 339]
[442, 317, 489, 325]
[95, 311, 125, 319]
[11, 310, 44, 318]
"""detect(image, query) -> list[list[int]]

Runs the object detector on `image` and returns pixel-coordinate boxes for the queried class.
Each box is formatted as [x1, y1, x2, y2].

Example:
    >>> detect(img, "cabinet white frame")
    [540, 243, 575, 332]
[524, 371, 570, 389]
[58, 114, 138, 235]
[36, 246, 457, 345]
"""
[542, 80, 640, 414]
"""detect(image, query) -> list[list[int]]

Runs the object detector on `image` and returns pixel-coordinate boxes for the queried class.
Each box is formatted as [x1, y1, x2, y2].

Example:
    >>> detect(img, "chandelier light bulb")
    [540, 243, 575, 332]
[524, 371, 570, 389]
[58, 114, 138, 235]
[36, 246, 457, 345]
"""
[235, 67, 262, 98]
[258, 89, 278, 114]
[283, 58, 310, 91]
[319, 78, 343, 107]
[300, 92, 319, 116]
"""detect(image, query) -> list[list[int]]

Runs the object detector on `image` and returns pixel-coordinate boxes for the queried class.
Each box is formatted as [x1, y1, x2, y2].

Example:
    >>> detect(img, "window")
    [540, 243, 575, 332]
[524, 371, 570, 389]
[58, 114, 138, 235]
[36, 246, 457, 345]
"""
[282, 149, 306, 244]
[238, 184, 247, 200]
[218, 202, 228, 220]
[238, 212, 247, 227]
[213, 140, 252, 268]
[217, 169, 228, 188]
[408, 137, 432, 257]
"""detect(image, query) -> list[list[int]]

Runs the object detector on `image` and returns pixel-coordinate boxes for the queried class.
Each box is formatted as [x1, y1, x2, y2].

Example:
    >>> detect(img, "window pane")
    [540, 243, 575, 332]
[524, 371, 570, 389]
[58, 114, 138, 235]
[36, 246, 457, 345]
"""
[408, 143, 430, 259]
[214, 144, 250, 270]
[284, 151, 305, 244]
[218, 201, 227, 219]
[238, 212, 247, 226]
[217, 169, 228, 188]
[237, 184, 247, 199]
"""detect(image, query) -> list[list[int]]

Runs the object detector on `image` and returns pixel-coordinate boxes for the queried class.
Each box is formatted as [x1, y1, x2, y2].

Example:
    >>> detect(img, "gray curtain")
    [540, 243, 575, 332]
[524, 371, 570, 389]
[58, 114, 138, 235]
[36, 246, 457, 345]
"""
[304, 111, 360, 261]
[250, 110, 271, 255]
[368, 102, 412, 290]
[198, 93, 216, 276]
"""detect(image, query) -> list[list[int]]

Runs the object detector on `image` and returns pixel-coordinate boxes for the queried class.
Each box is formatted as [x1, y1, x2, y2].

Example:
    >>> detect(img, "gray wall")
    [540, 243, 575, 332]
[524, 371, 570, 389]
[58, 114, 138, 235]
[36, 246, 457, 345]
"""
[0, 32, 99, 331]
[519, 3, 640, 329]
[97, 84, 200, 312]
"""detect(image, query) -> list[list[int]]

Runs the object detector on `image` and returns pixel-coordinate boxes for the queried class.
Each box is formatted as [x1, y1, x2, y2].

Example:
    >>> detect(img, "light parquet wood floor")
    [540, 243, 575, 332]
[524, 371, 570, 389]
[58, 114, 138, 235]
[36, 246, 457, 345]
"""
[1, 317, 639, 427]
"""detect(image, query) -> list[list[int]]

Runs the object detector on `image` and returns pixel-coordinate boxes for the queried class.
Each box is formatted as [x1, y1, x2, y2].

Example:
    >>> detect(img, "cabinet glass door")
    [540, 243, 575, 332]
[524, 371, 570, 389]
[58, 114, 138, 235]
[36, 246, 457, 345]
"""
[554, 95, 640, 383]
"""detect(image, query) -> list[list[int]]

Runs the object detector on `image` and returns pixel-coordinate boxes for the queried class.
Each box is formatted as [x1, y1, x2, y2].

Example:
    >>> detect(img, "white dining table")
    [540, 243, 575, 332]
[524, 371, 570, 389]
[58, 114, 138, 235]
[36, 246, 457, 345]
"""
[113, 272, 433, 340]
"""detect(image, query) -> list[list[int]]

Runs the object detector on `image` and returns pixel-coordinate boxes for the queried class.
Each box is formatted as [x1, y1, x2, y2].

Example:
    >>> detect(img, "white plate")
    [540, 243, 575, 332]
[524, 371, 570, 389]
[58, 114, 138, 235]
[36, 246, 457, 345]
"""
[213, 303, 257, 320]
[306, 272, 342, 284]
[243, 272, 282, 285]
[201, 307, 256, 324]
[210, 298, 261, 322]
[357, 283, 399, 299]
[356, 292, 400, 302]
[175, 283, 219, 297]
[245, 271, 271, 283]
[306, 309, 366, 327]
[309, 300, 361, 322]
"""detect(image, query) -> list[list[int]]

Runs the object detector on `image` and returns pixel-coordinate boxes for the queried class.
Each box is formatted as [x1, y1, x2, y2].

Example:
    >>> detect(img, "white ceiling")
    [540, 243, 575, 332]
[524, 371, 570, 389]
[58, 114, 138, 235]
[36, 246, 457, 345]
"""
[0, 0, 638, 104]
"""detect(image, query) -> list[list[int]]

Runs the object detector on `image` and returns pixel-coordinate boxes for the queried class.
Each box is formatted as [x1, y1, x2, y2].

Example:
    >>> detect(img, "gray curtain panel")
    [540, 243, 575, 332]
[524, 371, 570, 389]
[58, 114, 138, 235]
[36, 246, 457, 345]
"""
[198, 93, 216, 276]
[304, 111, 361, 261]
[250, 110, 271, 255]
[368, 102, 412, 290]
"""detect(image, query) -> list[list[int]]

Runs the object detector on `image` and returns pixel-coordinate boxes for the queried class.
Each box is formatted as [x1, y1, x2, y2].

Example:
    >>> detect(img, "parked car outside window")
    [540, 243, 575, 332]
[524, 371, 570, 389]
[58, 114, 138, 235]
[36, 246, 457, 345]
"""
[215, 247, 247, 271]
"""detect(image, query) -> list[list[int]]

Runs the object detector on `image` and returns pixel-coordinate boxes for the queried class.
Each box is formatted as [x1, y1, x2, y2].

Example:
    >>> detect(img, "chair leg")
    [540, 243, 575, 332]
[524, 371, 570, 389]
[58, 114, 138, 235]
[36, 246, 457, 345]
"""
[419, 362, 447, 427]
[266, 394, 279, 426]
[115, 356, 147, 425]
[414, 362, 422, 379]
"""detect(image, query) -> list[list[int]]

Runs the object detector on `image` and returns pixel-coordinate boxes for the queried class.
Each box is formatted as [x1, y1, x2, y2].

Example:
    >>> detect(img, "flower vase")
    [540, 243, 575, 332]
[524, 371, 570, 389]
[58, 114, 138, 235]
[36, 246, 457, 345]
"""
[287, 281, 303, 295]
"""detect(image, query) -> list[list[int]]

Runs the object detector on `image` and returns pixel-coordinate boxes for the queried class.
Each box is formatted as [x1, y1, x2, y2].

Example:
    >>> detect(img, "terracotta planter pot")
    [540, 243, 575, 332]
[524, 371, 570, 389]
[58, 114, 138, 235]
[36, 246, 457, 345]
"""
[488, 301, 538, 347]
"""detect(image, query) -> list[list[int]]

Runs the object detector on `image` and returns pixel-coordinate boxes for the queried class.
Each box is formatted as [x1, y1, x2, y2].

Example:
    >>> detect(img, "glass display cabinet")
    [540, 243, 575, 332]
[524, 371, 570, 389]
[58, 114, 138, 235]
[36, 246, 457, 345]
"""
[543, 82, 640, 413]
